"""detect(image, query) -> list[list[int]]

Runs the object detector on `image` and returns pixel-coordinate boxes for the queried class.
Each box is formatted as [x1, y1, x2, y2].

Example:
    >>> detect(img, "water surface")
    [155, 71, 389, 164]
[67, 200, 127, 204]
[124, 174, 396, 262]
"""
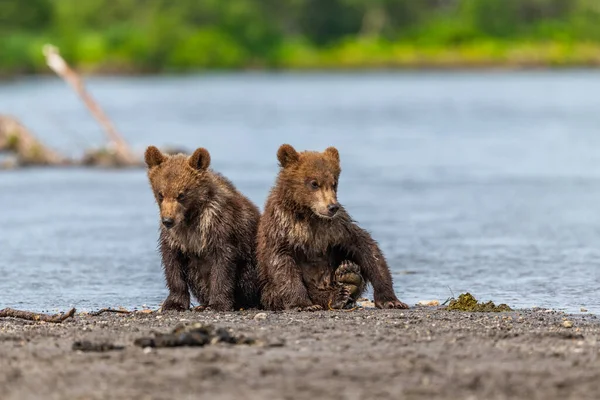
[1, 72, 599, 313]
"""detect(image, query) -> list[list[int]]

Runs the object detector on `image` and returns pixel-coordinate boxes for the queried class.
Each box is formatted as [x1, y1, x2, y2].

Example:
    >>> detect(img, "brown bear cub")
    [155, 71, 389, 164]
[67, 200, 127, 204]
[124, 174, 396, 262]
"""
[258, 144, 409, 311]
[145, 146, 261, 311]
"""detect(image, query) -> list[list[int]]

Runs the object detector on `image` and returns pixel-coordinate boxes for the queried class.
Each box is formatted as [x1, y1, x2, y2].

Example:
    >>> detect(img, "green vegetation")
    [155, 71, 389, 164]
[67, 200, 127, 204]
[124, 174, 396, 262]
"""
[2, 0, 600, 75]
[446, 293, 512, 312]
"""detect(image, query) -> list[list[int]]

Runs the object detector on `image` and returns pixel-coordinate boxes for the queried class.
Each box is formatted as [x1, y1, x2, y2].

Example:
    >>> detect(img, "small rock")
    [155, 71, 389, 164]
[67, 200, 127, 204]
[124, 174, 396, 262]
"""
[143, 347, 153, 354]
[417, 300, 440, 307]
[563, 320, 574, 328]
[253, 313, 267, 321]
[357, 299, 376, 309]
[581, 308, 588, 313]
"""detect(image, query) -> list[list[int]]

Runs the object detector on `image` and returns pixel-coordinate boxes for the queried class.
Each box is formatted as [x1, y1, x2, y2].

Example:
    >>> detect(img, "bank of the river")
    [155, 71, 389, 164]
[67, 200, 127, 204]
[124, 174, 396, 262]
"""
[276, 41, 600, 70]
[1, 307, 598, 399]
[3, 41, 600, 77]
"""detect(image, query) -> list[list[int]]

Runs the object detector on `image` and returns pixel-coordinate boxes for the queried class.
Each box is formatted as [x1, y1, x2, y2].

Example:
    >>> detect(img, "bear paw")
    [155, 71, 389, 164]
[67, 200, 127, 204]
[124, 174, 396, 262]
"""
[375, 299, 409, 310]
[335, 260, 364, 299]
[162, 295, 190, 311]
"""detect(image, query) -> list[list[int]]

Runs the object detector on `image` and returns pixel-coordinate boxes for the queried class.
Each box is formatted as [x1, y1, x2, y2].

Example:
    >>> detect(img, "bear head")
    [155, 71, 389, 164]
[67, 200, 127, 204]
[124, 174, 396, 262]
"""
[276, 144, 341, 219]
[145, 146, 211, 230]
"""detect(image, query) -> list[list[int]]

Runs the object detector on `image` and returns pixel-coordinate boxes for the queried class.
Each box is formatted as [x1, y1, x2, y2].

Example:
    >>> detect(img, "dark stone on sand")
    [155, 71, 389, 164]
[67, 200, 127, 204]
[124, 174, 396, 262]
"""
[72, 340, 125, 352]
[134, 323, 259, 348]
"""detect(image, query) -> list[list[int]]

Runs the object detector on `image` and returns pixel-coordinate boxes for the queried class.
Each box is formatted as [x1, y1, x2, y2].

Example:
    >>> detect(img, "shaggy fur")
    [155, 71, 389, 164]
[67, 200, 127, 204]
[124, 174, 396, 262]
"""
[145, 146, 261, 311]
[258, 144, 408, 311]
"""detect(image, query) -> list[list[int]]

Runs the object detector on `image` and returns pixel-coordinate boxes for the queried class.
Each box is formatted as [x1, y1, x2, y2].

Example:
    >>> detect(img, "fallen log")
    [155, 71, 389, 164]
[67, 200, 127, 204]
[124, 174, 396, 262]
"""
[0, 115, 66, 167]
[0, 115, 145, 169]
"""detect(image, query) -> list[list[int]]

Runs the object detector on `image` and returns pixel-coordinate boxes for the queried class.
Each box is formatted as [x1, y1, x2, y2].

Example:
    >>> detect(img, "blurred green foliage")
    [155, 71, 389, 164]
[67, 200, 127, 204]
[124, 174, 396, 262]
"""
[1, 0, 600, 74]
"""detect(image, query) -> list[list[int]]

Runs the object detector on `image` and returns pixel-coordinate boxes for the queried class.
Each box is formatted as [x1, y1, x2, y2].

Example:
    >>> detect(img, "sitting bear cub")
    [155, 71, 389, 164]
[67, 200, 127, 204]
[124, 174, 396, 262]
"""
[145, 146, 261, 311]
[258, 144, 409, 311]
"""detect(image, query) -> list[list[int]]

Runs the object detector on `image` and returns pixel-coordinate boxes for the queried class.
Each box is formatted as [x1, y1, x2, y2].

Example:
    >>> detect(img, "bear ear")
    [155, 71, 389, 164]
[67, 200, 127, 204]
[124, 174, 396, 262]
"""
[145, 146, 166, 168]
[188, 147, 211, 171]
[277, 144, 299, 168]
[324, 146, 339, 163]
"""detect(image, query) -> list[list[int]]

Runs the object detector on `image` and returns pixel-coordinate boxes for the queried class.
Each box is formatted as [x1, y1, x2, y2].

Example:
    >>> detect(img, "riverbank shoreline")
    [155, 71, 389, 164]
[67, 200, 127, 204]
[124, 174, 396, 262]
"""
[2, 62, 600, 81]
[1, 307, 598, 399]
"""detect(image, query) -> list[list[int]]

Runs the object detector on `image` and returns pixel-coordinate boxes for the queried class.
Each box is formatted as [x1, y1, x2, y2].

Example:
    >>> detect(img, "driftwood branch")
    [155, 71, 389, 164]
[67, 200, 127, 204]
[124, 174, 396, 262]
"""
[0, 308, 76, 323]
[89, 308, 131, 316]
[43, 44, 137, 166]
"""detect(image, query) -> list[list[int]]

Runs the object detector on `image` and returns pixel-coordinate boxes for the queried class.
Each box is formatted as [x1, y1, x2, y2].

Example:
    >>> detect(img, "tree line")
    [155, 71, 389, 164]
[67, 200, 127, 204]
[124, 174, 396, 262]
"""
[1, 0, 599, 74]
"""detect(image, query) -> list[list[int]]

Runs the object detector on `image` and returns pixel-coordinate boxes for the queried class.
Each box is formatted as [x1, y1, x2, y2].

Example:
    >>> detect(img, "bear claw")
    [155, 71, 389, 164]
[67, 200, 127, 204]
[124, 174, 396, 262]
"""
[335, 261, 365, 300]
[375, 299, 409, 309]
[162, 298, 190, 312]
[297, 305, 323, 312]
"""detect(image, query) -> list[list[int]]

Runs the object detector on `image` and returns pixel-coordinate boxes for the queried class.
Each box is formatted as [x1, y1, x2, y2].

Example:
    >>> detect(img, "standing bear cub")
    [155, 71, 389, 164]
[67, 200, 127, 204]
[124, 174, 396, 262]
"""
[258, 144, 409, 311]
[145, 146, 261, 311]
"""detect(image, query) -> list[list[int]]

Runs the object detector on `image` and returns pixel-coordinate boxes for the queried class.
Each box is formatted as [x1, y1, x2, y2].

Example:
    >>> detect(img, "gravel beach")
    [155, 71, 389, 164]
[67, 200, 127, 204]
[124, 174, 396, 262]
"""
[1, 307, 599, 400]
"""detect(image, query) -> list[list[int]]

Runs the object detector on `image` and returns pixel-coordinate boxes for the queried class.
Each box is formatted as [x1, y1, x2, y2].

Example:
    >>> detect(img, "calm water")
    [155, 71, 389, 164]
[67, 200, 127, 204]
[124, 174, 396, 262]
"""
[1, 72, 599, 313]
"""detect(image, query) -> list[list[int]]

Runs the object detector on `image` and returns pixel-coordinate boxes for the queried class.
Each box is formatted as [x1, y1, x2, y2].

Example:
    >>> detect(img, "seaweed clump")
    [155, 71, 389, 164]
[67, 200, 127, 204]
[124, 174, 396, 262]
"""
[446, 293, 512, 312]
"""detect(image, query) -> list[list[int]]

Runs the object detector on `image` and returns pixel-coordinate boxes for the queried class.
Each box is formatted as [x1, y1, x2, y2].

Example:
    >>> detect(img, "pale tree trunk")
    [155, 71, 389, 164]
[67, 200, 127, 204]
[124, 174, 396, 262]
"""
[43, 44, 138, 166]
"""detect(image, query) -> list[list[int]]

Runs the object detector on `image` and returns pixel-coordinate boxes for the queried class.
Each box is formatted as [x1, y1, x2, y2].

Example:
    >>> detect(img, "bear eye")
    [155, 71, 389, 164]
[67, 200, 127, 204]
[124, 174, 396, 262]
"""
[157, 192, 164, 202]
[309, 180, 319, 190]
[177, 192, 185, 202]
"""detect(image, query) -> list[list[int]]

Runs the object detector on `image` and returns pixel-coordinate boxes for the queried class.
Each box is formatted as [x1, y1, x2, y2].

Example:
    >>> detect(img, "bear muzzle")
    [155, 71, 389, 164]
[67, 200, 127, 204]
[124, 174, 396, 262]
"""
[161, 217, 175, 229]
[327, 203, 340, 217]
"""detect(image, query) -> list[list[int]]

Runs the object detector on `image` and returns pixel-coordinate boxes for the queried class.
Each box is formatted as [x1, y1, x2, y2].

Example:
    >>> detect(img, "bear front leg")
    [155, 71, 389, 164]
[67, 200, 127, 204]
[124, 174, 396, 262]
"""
[160, 233, 190, 311]
[260, 249, 316, 311]
[347, 228, 409, 310]
[206, 250, 236, 312]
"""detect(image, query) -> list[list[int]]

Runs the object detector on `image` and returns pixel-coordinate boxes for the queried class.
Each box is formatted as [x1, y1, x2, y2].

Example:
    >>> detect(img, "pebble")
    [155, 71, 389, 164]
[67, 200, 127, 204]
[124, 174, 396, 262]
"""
[357, 300, 376, 309]
[563, 320, 574, 328]
[253, 313, 267, 321]
[143, 347, 153, 354]
[581, 308, 588, 313]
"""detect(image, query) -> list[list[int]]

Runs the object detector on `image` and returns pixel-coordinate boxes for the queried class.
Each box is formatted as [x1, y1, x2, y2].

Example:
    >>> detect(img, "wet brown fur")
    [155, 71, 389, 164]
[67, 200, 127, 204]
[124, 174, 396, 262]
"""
[257, 144, 409, 310]
[145, 146, 261, 311]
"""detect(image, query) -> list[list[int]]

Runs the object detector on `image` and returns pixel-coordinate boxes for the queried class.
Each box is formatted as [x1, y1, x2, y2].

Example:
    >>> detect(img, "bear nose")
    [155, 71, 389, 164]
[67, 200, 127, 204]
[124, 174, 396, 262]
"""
[162, 218, 175, 229]
[327, 203, 339, 216]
